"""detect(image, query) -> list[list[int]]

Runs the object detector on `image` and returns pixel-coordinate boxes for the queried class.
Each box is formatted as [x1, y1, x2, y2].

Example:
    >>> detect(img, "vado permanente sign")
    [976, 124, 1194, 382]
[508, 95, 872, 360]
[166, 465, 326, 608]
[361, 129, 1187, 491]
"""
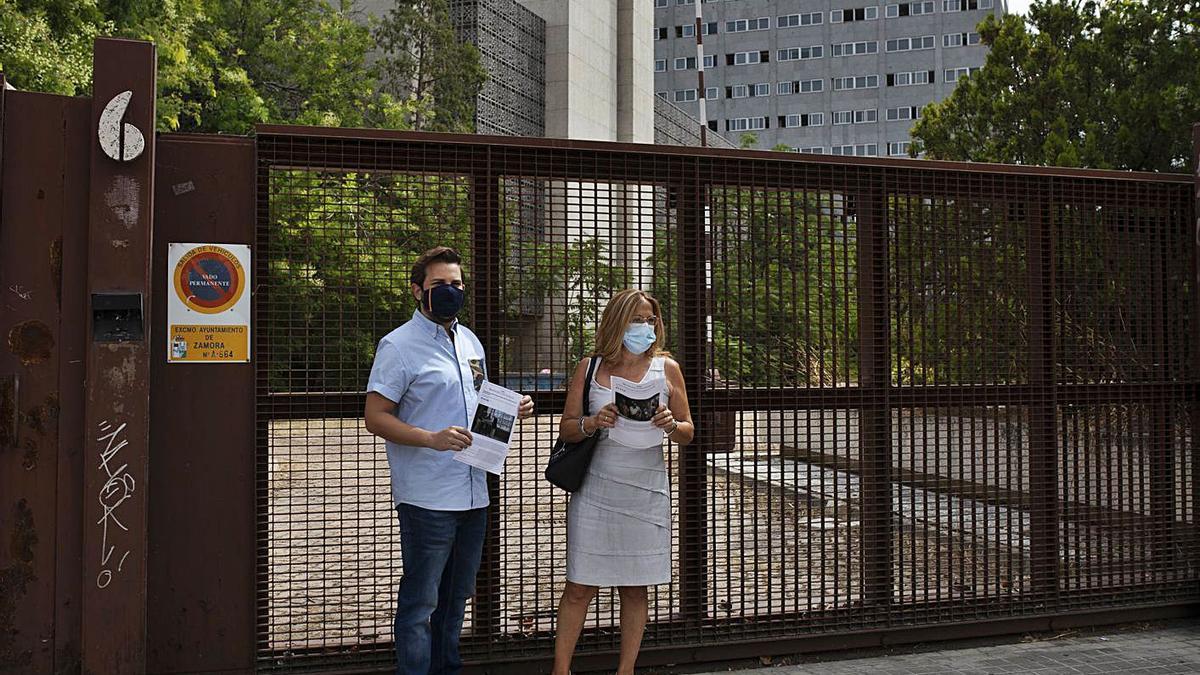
[167, 243, 251, 363]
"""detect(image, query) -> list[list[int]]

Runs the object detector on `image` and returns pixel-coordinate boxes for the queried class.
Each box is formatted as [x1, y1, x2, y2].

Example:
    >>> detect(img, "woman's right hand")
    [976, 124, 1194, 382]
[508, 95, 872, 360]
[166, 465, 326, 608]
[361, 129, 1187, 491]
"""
[590, 403, 619, 430]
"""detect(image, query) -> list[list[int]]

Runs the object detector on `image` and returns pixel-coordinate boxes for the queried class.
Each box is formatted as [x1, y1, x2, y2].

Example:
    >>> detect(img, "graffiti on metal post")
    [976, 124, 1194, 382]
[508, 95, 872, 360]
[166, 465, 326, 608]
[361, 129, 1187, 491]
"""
[95, 419, 135, 588]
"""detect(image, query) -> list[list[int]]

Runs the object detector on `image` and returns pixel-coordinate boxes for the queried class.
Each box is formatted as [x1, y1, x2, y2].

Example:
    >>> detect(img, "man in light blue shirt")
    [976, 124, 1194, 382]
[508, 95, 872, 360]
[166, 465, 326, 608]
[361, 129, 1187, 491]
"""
[365, 246, 533, 675]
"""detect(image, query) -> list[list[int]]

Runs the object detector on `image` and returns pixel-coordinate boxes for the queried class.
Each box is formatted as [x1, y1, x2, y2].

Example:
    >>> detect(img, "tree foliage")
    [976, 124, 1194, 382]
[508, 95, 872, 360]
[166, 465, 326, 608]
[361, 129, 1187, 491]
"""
[374, 0, 487, 132]
[913, 0, 1200, 171]
[0, 0, 481, 133]
[0, 0, 110, 95]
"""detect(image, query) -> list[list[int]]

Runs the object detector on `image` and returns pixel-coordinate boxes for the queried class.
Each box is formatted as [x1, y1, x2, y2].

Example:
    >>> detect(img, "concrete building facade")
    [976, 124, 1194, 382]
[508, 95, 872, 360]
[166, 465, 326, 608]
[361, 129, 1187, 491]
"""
[450, 0, 546, 137]
[519, 0, 656, 143]
[653, 0, 1006, 155]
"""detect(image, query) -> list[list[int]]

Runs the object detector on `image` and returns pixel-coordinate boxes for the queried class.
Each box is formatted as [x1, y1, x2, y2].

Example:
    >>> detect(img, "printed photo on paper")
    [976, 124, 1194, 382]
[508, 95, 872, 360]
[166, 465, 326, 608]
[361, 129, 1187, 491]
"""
[455, 381, 523, 475]
[615, 390, 659, 422]
[608, 375, 667, 448]
[470, 404, 515, 444]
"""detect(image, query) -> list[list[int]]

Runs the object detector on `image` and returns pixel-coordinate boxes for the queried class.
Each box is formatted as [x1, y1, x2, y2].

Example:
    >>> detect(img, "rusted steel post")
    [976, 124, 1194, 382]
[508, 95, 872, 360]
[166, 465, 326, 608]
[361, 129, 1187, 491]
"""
[80, 37, 156, 674]
[0, 73, 92, 673]
[855, 189, 892, 609]
[677, 162, 709, 625]
[471, 166, 503, 639]
[1149, 183, 1174, 570]
[1192, 122, 1200, 577]
[1027, 187, 1059, 599]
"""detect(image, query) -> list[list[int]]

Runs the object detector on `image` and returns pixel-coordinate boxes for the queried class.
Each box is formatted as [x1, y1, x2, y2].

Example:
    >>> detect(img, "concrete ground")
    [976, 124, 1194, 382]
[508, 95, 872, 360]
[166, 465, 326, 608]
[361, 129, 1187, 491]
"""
[661, 619, 1200, 675]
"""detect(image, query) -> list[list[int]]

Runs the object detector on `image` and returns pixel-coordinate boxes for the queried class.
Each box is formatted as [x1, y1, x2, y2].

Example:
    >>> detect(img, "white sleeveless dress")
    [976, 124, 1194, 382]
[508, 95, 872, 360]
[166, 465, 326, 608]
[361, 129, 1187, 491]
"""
[566, 357, 671, 587]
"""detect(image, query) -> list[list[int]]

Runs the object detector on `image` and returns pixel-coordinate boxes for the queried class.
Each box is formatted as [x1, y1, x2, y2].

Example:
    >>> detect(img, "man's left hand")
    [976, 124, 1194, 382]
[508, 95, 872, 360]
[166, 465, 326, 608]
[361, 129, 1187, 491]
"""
[518, 395, 535, 419]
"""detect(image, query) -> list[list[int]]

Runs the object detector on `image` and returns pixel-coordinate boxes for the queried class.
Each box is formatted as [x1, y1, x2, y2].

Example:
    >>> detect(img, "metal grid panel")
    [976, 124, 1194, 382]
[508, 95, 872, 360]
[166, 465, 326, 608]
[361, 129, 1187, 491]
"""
[255, 129, 1198, 671]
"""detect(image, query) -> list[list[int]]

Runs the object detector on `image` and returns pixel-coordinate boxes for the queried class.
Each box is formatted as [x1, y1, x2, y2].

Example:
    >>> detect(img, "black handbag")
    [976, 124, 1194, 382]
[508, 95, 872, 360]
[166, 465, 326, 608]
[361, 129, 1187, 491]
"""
[544, 357, 600, 493]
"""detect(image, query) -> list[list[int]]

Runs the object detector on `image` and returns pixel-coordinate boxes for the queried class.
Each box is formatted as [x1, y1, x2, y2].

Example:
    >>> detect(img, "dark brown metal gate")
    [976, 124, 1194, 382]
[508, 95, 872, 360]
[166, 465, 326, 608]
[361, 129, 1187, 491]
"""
[253, 126, 1199, 672]
[4, 38, 1196, 675]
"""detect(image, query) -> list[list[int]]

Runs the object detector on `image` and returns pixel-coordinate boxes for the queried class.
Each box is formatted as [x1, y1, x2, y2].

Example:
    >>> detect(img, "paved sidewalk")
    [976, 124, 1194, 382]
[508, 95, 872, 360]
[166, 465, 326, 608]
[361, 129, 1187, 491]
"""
[677, 620, 1200, 675]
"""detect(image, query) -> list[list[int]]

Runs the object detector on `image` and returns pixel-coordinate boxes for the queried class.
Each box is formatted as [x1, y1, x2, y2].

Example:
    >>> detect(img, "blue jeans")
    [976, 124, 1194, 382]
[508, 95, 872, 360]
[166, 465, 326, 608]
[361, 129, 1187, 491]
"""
[394, 504, 488, 675]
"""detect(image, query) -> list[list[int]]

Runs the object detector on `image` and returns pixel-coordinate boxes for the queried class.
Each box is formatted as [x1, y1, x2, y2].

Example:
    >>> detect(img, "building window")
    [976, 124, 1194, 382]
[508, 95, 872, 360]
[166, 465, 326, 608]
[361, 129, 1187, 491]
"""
[943, 32, 981, 47]
[944, 0, 984, 10]
[778, 45, 824, 61]
[944, 66, 980, 82]
[727, 84, 749, 98]
[727, 117, 769, 131]
[674, 57, 697, 70]
[780, 113, 824, 128]
[832, 143, 879, 156]
[796, 146, 825, 154]
[703, 22, 718, 35]
[886, 105, 924, 121]
[655, 59, 666, 73]
[703, 54, 717, 68]
[655, 0, 668, 7]
[656, 91, 668, 99]
[778, 78, 825, 95]
[674, 89, 698, 102]
[707, 120, 718, 131]
[886, 35, 935, 52]
[832, 40, 879, 56]
[834, 109, 877, 124]
[778, 12, 823, 27]
[728, 50, 769, 65]
[726, 17, 771, 32]
[888, 141, 913, 156]
[832, 74, 880, 90]
[887, 70, 935, 86]
[655, 27, 668, 40]
[705, 86, 719, 100]
[677, 24, 695, 38]
[752, 82, 770, 96]
[831, 6, 879, 23]
[676, 0, 695, 5]
[887, 1, 935, 17]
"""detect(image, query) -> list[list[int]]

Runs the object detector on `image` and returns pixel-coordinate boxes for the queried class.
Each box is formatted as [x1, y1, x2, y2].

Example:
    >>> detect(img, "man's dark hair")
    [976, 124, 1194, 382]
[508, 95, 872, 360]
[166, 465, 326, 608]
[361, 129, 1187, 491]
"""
[410, 246, 462, 287]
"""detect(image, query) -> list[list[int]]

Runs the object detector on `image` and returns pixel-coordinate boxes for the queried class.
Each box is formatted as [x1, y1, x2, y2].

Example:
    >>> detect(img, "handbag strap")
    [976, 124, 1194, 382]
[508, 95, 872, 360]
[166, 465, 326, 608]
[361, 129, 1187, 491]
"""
[581, 356, 599, 416]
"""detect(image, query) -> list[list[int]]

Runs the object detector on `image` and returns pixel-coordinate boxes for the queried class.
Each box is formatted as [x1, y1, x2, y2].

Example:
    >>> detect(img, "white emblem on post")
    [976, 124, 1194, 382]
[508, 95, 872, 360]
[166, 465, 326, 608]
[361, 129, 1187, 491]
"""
[98, 91, 145, 162]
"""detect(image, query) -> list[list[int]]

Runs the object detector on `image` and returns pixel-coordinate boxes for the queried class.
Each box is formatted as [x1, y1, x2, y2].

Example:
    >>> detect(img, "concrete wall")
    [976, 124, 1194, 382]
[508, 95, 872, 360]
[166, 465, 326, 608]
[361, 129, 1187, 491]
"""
[520, 0, 654, 143]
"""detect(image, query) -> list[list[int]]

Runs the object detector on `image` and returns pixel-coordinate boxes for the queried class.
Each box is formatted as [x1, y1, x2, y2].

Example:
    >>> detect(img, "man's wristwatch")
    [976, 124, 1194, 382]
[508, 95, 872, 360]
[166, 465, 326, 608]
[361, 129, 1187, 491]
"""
[665, 420, 680, 436]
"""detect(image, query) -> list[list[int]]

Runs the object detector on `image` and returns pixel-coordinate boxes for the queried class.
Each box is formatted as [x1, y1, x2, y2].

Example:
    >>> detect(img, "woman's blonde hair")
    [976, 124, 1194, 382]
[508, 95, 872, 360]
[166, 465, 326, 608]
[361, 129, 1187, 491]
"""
[593, 289, 668, 363]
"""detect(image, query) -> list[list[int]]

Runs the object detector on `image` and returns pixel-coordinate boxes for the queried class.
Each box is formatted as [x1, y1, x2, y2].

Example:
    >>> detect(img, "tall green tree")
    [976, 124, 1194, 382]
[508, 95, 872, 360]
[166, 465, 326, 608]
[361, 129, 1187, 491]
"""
[373, 0, 487, 132]
[127, 0, 412, 133]
[0, 0, 110, 95]
[913, 0, 1200, 171]
[0, 0, 469, 134]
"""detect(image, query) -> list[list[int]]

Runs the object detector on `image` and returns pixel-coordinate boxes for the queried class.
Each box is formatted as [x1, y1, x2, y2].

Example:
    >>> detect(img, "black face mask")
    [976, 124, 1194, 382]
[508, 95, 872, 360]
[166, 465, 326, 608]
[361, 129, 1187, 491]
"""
[423, 284, 465, 321]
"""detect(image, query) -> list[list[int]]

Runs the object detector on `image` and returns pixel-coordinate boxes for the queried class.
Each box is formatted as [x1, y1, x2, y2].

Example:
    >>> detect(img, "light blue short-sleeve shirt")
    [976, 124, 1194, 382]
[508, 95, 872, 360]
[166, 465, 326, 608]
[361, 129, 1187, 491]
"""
[367, 309, 489, 511]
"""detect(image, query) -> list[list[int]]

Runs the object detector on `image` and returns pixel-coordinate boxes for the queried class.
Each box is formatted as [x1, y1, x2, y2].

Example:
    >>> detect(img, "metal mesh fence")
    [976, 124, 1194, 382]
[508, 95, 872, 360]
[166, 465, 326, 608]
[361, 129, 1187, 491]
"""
[255, 129, 1198, 671]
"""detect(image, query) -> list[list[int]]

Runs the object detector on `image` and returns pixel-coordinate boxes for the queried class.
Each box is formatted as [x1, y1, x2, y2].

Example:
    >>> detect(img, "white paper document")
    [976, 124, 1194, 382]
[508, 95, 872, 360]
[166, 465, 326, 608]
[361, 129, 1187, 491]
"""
[608, 375, 666, 448]
[455, 381, 522, 475]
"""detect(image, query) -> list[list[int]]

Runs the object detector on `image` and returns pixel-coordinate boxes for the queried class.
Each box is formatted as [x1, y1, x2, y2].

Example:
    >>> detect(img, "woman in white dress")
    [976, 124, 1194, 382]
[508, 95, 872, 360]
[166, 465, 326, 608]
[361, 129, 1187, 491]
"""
[552, 289, 694, 675]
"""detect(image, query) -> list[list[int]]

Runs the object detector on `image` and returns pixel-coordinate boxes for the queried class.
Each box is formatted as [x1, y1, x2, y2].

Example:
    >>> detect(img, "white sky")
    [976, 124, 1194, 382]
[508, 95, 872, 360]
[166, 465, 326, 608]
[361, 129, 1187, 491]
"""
[1005, 0, 1033, 15]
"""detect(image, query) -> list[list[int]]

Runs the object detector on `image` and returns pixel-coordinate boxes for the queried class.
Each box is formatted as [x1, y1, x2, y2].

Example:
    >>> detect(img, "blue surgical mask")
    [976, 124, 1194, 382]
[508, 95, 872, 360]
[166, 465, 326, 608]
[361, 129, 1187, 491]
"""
[424, 284, 465, 321]
[623, 323, 656, 355]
